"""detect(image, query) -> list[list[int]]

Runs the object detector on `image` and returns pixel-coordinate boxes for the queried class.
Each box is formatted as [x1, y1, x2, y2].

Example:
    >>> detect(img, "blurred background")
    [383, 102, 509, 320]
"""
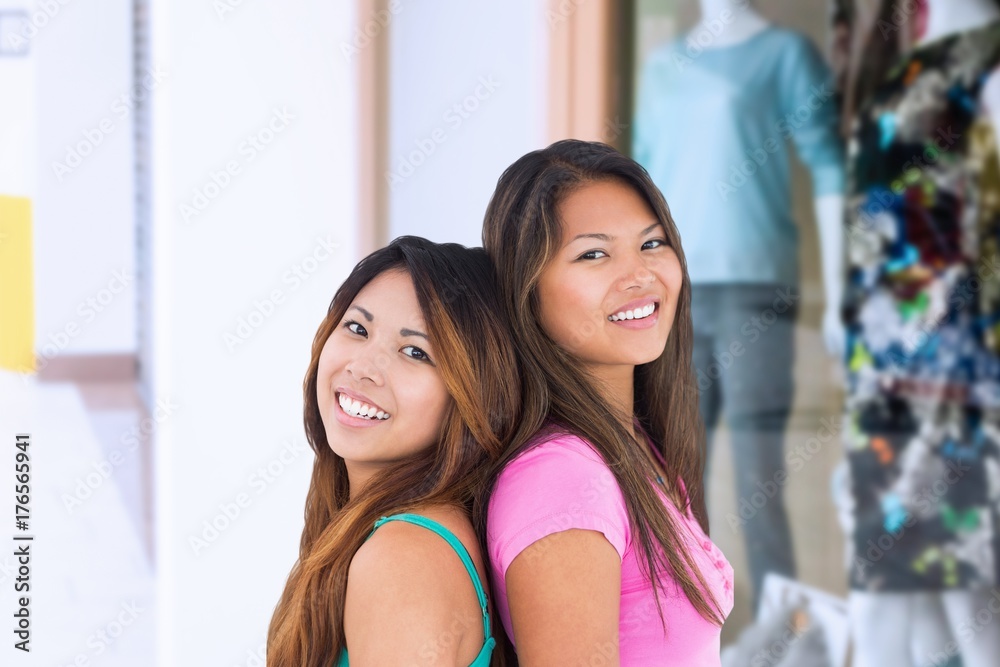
[1, 0, 997, 665]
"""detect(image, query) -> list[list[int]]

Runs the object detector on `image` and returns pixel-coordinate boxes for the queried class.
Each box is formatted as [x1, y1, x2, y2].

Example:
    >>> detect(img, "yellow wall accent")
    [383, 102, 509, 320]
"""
[0, 196, 35, 372]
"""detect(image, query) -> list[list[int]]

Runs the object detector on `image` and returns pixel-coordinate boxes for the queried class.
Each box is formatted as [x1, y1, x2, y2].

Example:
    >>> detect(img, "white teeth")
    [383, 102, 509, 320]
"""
[608, 304, 657, 322]
[338, 394, 390, 420]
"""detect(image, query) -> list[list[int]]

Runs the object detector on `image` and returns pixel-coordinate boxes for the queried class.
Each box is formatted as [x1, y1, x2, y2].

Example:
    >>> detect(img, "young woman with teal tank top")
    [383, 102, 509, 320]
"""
[267, 236, 521, 667]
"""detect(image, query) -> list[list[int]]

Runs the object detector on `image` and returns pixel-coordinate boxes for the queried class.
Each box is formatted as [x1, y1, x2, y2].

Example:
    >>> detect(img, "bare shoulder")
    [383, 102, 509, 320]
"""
[351, 505, 485, 578]
[343, 508, 486, 665]
[347, 508, 479, 600]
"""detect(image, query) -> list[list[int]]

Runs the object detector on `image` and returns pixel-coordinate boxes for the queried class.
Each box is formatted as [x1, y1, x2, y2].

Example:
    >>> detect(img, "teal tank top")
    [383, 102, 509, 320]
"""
[335, 513, 496, 666]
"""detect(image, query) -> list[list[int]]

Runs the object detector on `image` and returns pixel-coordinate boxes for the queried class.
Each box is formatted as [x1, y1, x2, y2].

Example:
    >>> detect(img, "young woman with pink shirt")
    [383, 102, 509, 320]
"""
[479, 140, 734, 665]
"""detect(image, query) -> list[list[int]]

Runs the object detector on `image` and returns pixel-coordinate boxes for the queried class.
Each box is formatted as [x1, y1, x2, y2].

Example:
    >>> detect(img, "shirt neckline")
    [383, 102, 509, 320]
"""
[676, 24, 776, 53]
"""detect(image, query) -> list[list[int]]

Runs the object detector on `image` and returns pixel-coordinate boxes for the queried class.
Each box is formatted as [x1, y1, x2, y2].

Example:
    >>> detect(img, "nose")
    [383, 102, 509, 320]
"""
[345, 349, 387, 385]
[617, 255, 655, 291]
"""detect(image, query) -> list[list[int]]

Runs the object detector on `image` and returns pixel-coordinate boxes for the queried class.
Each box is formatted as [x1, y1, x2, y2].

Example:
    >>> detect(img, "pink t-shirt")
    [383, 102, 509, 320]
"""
[487, 431, 734, 666]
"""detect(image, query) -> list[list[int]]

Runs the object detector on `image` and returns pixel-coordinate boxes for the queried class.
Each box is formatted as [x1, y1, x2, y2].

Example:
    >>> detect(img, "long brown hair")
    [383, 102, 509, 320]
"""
[478, 140, 724, 631]
[268, 236, 521, 667]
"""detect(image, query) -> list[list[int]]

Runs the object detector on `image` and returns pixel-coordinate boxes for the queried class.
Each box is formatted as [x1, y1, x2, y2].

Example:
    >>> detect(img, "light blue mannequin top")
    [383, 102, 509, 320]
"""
[633, 26, 845, 285]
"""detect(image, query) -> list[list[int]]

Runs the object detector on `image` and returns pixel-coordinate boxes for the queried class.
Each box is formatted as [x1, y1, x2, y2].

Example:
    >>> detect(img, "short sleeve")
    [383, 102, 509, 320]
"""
[781, 33, 845, 196]
[486, 435, 631, 579]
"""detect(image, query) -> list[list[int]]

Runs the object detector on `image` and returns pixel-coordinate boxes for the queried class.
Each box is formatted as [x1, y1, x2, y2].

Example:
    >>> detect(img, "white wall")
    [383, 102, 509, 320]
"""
[34, 0, 137, 357]
[150, 1, 358, 665]
[0, 2, 34, 197]
[387, 0, 548, 248]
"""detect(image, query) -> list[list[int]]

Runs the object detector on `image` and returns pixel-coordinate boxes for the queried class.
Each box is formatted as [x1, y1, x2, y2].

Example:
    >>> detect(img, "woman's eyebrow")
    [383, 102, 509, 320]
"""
[400, 328, 429, 340]
[350, 305, 373, 321]
[565, 222, 662, 248]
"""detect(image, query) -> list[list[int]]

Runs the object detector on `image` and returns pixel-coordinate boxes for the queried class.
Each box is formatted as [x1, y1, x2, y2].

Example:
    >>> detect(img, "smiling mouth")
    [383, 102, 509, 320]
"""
[337, 393, 390, 420]
[608, 303, 657, 322]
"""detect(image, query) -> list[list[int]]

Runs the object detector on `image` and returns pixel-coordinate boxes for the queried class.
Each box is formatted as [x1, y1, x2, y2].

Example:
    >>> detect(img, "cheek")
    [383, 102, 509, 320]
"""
[536, 274, 602, 348]
[400, 372, 452, 438]
[315, 338, 339, 388]
[659, 253, 683, 296]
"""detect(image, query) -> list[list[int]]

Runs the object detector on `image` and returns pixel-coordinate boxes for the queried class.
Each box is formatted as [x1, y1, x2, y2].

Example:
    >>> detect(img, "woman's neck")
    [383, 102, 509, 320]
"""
[920, 0, 1000, 45]
[588, 365, 636, 434]
[694, 0, 769, 48]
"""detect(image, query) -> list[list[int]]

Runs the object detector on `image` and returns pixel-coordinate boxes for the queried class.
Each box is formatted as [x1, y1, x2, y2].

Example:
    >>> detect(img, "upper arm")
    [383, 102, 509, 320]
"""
[506, 528, 622, 666]
[487, 437, 630, 666]
[343, 524, 474, 666]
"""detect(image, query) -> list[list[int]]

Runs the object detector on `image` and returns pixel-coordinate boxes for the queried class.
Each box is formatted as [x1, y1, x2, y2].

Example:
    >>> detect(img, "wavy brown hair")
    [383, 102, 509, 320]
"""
[478, 140, 724, 635]
[268, 236, 520, 667]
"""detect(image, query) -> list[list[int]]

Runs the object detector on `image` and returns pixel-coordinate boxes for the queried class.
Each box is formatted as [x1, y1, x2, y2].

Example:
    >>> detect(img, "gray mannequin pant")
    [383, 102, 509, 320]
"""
[691, 283, 798, 615]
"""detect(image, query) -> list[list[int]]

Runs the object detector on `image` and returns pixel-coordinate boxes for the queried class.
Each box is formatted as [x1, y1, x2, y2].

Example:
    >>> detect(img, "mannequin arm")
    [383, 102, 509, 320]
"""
[815, 193, 845, 358]
[983, 66, 1000, 171]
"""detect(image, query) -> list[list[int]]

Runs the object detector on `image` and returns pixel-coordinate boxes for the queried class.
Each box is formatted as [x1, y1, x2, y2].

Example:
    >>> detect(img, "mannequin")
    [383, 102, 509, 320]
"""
[634, 0, 847, 615]
[691, 0, 846, 356]
[843, 1, 1000, 666]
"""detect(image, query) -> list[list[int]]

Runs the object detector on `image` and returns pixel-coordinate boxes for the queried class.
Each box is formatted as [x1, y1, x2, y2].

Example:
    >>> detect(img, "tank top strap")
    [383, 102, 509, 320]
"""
[370, 513, 493, 641]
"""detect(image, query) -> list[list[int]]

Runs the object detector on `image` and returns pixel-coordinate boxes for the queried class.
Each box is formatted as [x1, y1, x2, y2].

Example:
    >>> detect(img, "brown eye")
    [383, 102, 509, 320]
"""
[345, 321, 368, 337]
[401, 345, 433, 364]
